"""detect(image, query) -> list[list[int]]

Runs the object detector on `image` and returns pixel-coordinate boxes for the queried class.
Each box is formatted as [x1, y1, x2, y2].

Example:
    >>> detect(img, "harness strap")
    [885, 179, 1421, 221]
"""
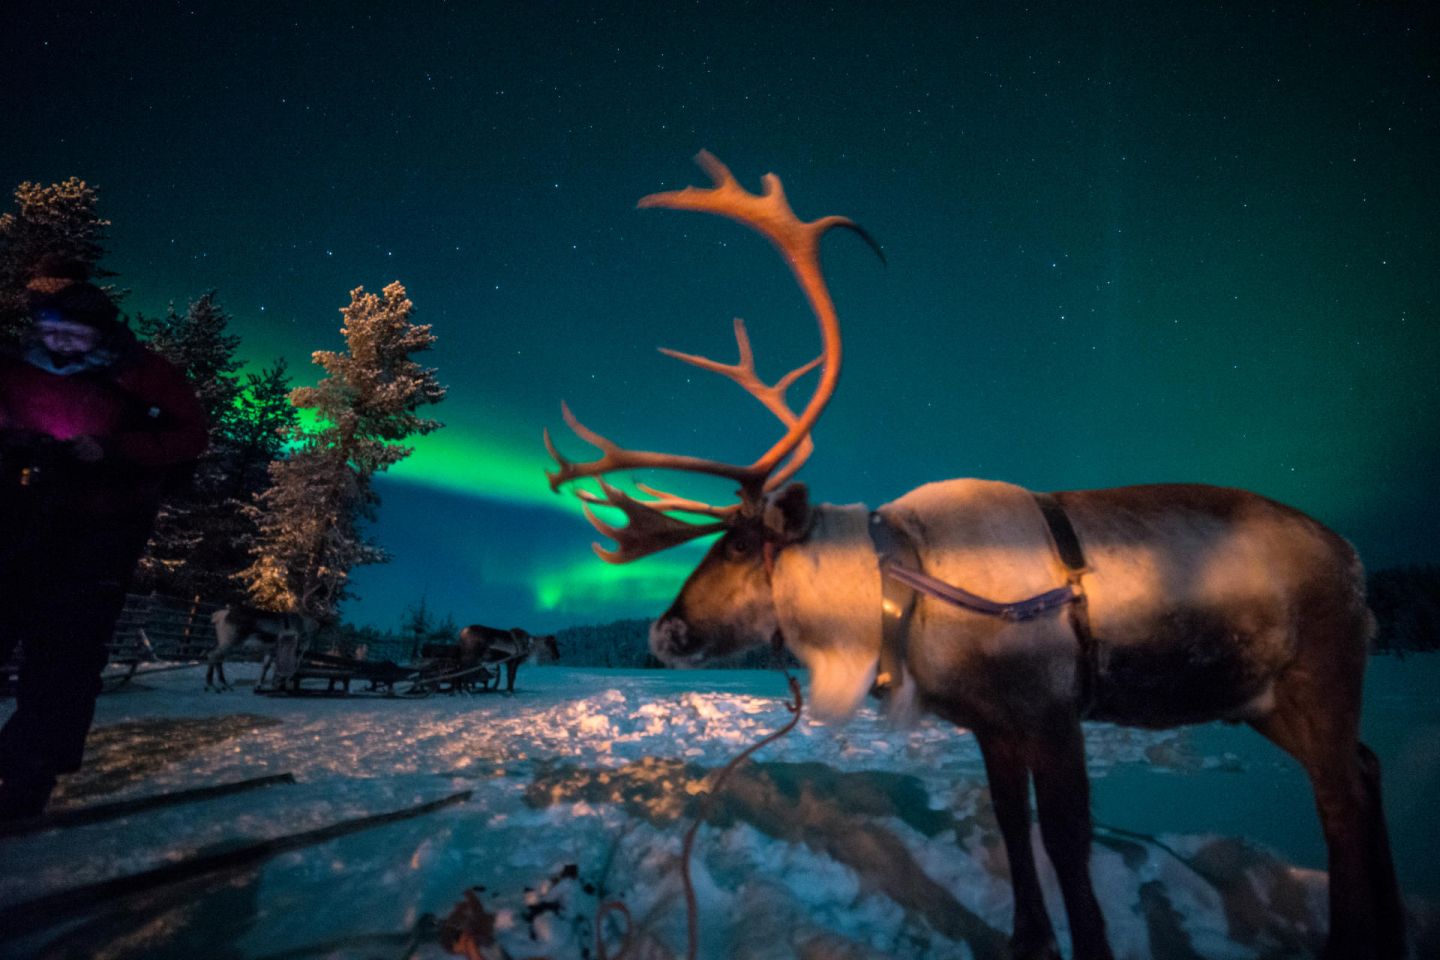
[869, 492, 1100, 716]
[1033, 492, 1099, 715]
[867, 513, 920, 697]
[1033, 492, 1088, 574]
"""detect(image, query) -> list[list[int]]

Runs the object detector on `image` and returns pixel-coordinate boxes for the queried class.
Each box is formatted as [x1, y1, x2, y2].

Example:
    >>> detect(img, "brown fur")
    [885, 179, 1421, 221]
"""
[650, 479, 1404, 960]
[457, 624, 559, 692]
[205, 605, 316, 692]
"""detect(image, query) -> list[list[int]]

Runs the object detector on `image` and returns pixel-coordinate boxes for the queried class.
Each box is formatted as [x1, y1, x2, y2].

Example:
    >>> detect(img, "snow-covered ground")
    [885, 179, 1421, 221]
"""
[1, 659, 1436, 959]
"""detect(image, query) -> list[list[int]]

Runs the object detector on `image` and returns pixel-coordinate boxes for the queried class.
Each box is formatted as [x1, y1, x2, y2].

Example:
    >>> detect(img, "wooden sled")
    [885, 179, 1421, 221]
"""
[255, 636, 419, 696]
[253, 638, 496, 698]
[398, 643, 498, 697]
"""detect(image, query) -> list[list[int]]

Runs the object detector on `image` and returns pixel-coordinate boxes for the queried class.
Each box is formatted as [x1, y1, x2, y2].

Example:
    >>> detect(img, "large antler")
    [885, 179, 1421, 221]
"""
[546, 151, 881, 563]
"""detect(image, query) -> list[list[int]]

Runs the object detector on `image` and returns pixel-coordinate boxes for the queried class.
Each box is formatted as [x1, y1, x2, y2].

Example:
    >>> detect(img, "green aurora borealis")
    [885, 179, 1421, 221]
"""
[5, 2, 1437, 631]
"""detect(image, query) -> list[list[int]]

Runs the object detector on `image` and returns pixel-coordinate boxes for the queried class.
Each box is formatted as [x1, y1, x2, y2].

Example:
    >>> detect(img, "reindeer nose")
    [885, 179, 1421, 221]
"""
[649, 617, 695, 662]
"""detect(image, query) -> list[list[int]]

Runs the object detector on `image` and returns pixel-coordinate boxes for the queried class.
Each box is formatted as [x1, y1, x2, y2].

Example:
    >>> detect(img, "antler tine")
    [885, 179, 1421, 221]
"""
[545, 401, 755, 494]
[546, 152, 879, 563]
[579, 479, 729, 564]
[659, 316, 821, 491]
[640, 150, 883, 490]
[633, 482, 744, 519]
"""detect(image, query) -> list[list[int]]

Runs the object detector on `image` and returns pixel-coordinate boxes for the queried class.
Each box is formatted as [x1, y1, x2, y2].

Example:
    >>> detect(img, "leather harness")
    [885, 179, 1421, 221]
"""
[867, 492, 1099, 717]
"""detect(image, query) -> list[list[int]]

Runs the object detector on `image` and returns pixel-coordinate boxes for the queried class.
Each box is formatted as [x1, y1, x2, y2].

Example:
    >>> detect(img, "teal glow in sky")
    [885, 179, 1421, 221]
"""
[5, 2, 1436, 631]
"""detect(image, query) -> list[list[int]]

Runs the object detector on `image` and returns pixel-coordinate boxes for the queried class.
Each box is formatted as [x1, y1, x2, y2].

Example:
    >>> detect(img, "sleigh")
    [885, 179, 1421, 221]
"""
[400, 643, 499, 696]
[253, 638, 496, 697]
[254, 638, 411, 697]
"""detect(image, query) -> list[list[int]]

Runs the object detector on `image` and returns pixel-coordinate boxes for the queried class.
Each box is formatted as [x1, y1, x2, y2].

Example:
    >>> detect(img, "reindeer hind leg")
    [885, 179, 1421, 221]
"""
[1246, 682, 1403, 958]
[1356, 741, 1406, 959]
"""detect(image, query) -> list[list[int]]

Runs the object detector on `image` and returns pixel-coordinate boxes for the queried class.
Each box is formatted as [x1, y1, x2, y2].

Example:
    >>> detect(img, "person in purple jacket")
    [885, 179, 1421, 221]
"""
[0, 259, 207, 818]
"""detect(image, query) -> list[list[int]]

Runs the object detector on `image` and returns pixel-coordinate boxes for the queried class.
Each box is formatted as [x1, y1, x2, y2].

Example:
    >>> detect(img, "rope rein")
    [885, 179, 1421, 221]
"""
[441, 658, 805, 960]
[678, 668, 803, 960]
[595, 661, 805, 960]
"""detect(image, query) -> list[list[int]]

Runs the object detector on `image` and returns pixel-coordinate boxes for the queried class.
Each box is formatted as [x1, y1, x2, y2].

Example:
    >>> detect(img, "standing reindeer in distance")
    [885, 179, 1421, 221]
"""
[545, 152, 1405, 960]
[456, 624, 560, 693]
[205, 604, 316, 692]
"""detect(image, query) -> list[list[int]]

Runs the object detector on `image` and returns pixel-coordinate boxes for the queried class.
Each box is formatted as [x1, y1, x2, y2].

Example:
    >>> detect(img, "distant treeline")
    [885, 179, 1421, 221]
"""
[1368, 565, 1440, 655]
[554, 619, 652, 668]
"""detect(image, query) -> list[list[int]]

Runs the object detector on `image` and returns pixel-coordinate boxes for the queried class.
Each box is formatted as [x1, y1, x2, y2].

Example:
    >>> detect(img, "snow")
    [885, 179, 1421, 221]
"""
[1, 659, 1436, 959]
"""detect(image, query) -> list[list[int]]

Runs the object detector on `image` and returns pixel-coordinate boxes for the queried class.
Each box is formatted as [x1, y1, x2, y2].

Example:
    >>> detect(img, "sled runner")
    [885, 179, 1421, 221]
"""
[0, 773, 296, 838]
[0, 789, 473, 939]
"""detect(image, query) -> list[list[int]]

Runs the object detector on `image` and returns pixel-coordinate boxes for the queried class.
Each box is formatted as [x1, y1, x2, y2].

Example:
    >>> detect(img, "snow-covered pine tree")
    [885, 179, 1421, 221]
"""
[242, 445, 385, 618]
[241, 282, 445, 621]
[0, 177, 113, 340]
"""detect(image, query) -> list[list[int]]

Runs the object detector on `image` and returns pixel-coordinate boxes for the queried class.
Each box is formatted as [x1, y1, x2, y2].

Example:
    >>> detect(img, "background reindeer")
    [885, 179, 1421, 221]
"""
[457, 624, 559, 693]
[205, 605, 315, 692]
[545, 153, 1405, 960]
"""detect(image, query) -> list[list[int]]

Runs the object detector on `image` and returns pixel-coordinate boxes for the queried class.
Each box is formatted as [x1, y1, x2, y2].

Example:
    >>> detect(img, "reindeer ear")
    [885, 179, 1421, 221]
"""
[764, 483, 812, 543]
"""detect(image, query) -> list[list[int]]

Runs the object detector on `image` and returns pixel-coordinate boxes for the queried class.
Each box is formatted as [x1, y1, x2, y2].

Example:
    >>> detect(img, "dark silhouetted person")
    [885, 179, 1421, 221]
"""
[0, 259, 206, 818]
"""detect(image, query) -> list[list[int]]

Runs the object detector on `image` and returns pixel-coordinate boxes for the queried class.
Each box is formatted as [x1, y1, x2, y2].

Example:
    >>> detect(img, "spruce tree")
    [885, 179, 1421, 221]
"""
[136, 292, 243, 438]
[236, 359, 299, 463]
[241, 282, 445, 621]
[0, 177, 113, 339]
[135, 293, 298, 602]
[401, 596, 436, 659]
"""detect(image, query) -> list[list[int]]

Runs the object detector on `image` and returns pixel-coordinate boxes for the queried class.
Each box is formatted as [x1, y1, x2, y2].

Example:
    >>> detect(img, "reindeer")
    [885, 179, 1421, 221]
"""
[205, 605, 315, 692]
[544, 152, 1405, 960]
[457, 624, 560, 692]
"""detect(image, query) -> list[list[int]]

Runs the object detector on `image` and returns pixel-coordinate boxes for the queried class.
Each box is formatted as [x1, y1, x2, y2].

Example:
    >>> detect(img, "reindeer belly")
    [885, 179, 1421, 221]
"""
[1089, 602, 1290, 728]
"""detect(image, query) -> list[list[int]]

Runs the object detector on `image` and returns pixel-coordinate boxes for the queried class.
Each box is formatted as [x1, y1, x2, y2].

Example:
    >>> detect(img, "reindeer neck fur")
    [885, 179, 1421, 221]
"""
[770, 502, 883, 719]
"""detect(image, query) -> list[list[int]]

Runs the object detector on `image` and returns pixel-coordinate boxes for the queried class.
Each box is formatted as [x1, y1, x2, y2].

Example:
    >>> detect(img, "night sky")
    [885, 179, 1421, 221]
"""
[4, 2, 1436, 632]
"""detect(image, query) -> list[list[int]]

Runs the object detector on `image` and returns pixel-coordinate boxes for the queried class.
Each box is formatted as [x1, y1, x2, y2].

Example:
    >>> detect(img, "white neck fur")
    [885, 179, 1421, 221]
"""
[770, 503, 883, 720]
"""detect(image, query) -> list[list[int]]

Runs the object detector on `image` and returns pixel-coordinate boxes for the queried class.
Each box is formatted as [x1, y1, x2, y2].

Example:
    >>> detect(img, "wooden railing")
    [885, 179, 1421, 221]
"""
[2, 593, 232, 696]
[111, 592, 227, 663]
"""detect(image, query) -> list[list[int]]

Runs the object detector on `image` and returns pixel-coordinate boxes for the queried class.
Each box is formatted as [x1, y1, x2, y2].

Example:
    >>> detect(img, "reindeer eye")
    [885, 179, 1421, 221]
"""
[726, 538, 755, 560]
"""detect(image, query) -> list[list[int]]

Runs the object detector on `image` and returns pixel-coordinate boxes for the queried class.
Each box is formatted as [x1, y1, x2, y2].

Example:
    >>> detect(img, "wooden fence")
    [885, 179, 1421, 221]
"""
[1, 593, 230, 696]
[112, 593, 226, 663]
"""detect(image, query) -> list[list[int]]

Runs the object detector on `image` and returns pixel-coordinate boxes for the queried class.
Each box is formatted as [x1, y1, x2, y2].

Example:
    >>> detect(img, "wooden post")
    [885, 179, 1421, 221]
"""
[181, 594, 202, 658]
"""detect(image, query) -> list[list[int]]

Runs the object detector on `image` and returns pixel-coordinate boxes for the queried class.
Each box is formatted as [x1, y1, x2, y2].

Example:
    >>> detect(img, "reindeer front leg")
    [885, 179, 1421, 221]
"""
[204, 651, 229, 692]
[977, 729, 1061, 960]
[1032, 714, 1112, 960]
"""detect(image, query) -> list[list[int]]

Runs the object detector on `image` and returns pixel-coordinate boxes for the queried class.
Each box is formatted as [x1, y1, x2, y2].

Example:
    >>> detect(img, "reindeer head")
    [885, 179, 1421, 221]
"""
[546, 152, 879, 665]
